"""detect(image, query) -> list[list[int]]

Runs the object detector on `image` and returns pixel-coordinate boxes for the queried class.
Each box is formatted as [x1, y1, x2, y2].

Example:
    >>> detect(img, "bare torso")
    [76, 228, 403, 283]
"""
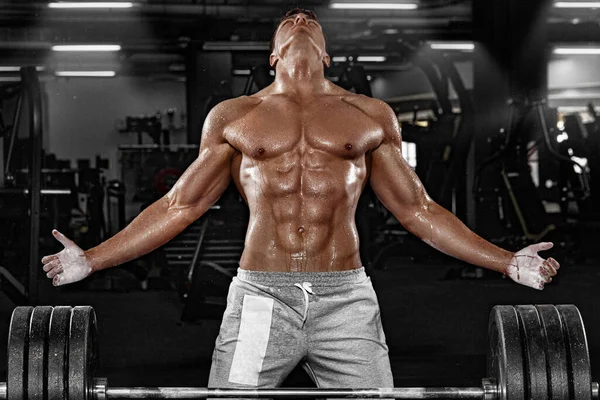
[223, 84, 385, 272]
[43, 9, 544, 289]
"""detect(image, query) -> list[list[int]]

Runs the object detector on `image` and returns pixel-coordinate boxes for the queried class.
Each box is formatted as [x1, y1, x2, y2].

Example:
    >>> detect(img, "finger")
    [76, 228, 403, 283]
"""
[531, 242, 554, 253]
[52, 229, 75, 248]
[46, 266, 63, 279]
[547, 257, 560, 270]
[41, 254, 59, 264]
[539, 265, 551, 278]
[53, 274, 63, 286]
[42, 260, 61, 273]
[540, 262, 557, 277]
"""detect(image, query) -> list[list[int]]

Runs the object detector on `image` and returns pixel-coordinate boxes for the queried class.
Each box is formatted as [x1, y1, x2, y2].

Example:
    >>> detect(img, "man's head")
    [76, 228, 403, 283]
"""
[269, 8, 330, 70]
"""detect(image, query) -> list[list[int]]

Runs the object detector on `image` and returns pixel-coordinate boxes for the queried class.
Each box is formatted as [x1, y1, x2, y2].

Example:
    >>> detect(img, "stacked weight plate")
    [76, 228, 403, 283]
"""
[4, 304, 593, 400]
[7, 306, 99, 400]
[488, 304, 592, 400]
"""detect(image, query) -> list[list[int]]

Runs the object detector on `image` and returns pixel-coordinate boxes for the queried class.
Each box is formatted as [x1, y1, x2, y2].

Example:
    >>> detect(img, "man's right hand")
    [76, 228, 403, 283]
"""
[41, 229, 93, 286]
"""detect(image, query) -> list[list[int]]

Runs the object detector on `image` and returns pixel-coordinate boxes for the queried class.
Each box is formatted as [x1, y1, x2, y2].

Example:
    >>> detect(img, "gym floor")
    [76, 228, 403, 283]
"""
[1, 256, 599, 388]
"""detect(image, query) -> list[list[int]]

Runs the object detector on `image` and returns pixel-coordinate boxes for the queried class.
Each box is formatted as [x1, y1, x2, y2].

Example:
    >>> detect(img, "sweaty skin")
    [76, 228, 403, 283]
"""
[42, 12, 559, 289]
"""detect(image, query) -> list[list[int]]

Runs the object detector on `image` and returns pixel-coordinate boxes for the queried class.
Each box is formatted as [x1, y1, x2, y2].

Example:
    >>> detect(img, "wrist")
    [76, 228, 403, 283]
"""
[503, 252, 517, 275]
[83, 248, 101, 273]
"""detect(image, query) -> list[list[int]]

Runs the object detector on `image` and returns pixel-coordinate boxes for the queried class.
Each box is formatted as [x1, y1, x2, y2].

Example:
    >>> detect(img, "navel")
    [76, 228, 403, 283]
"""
[345, 143, 353, 151]
[257, 147, 265, 156]
[297, 226, 305, 234]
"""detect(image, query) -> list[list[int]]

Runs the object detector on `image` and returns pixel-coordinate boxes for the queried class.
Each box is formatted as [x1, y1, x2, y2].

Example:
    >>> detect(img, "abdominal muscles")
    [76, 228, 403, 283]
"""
[238, 154, 366, 271]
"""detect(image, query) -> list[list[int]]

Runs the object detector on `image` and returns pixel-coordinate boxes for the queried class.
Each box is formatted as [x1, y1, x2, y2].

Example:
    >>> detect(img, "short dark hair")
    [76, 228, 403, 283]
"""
[269, 8, 319, 53]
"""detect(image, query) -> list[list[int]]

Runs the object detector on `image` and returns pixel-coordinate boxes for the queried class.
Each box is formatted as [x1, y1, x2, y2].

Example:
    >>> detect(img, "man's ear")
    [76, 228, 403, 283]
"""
[269, 53, 279, 68]
[323, 54, 331, 68]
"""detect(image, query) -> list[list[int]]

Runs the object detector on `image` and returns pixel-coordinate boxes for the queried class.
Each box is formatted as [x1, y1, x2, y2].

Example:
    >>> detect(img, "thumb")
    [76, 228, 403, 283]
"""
[52, 229, 75, 248]
[531, 242, 554, 253]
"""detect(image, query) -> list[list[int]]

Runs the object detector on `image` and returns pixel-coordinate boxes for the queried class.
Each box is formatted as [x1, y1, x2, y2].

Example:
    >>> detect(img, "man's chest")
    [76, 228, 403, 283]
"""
[225, 98, 384, 159]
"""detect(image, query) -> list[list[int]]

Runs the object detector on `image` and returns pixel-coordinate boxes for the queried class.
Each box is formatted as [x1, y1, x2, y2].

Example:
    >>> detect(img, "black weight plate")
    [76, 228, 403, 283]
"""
[556, 305, 592, 400]
[68, 306, 99, 400]
[488, 305, 525, 400]
[47, 307, 72, 400]
[7, 307, 34, 400]
[535, 305, 569, 400]
[515, 305, 548, 400]
[27, 306, 53, 400]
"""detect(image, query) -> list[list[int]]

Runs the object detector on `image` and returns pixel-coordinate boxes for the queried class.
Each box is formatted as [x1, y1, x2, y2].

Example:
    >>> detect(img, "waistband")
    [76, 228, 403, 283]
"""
[236, 267, 367, 287]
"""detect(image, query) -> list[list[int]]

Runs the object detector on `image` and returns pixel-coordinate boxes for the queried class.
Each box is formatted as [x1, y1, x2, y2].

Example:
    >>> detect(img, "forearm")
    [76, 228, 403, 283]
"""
[401, 201, 514, 273]
[85, 197, 202, 271]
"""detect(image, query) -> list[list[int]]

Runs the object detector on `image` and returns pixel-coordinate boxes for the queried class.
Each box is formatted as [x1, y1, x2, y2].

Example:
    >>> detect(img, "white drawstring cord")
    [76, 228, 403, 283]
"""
[294, 282, 314, 323]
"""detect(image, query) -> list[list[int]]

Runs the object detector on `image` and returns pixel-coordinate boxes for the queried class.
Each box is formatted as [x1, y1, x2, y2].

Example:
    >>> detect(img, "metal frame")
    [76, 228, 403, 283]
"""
[21, 66, 43, 305]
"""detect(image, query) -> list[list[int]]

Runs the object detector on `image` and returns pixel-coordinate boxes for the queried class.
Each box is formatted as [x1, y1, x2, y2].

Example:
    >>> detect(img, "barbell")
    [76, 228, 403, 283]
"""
[0, 304, 598, 400]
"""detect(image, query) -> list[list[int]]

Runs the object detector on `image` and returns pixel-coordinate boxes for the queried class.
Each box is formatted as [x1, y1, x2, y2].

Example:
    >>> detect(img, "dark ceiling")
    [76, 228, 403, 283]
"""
[0, 1, 599, 79]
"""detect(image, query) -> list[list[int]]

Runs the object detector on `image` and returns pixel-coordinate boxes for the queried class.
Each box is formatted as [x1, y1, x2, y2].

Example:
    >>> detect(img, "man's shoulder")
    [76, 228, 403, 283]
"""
[341, 94, 395, 124]
[344, 93, 388, 110]
[210, 96, 263, 120]
[203, 96, 262, 137]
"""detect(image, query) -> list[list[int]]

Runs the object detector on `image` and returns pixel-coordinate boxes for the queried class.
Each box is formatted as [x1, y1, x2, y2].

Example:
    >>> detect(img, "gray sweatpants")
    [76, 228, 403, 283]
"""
[208, 267, 393, 389]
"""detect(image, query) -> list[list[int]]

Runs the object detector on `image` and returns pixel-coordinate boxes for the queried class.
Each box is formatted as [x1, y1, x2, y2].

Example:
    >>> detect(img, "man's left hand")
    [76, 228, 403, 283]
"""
[505, 242, 560, 290]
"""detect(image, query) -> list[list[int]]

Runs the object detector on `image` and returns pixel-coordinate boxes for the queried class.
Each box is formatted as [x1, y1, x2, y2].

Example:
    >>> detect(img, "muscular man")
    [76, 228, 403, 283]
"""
[42, 8, 559, 390]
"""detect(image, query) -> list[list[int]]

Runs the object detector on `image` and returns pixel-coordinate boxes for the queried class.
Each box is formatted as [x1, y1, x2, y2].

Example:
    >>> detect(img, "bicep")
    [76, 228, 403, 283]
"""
[370, 142, 429, 217]
[369, 113, 432, 223]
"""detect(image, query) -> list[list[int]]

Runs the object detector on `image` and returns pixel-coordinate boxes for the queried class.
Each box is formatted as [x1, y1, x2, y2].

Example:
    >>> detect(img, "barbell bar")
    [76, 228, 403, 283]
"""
[0, 304, 598, 400]
[99, 385, 490, 399]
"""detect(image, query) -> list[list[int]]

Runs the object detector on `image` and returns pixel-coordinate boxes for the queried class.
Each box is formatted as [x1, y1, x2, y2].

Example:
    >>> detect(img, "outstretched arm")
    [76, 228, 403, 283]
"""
[368, 101, 559, 290]
[42, 101, 237, 285]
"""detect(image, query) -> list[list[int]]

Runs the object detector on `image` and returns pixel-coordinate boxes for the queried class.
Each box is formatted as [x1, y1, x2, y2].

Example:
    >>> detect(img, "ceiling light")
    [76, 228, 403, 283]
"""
[52, 45, 121, 51]
[0, 66, 45, 72]
[429, 42, 475, 51]
[232, 69, 251, 76]
[383, 28, 399, 34]
[554, 47, 600, 55]
[357, 56, 387, 62]
[330, 3, 418, 10]
[332, 56, 348, 62]
[331, 56, 385, 63]
[55, 71, 116, 77]
[203, 42, 269, 51]
[553, 47, 600, 54]
[48, 2, 134, 8]
[554, 2, 600, 8]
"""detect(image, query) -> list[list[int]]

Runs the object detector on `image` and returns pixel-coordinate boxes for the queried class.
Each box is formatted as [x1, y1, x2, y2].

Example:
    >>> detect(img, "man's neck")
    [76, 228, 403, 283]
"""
[273, 56, 328, 97]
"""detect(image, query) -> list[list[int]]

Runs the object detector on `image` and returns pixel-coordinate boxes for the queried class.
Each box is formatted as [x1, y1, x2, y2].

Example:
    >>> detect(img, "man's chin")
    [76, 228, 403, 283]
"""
[278, 35, 323, 58]
[287, 35, 319, 48]
[293, 25, 311, 32]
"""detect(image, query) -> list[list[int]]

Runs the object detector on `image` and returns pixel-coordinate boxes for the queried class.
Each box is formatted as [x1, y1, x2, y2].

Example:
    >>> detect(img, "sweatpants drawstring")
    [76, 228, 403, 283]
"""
[294, 282, 314, 323]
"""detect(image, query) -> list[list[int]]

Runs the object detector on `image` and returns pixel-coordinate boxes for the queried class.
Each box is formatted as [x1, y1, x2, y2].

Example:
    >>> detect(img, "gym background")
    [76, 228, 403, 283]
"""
[0, 0, 599, 389]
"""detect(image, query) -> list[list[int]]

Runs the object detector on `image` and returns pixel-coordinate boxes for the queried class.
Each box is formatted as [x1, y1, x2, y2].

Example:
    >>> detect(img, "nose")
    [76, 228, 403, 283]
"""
[294, 13, 308, 25]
